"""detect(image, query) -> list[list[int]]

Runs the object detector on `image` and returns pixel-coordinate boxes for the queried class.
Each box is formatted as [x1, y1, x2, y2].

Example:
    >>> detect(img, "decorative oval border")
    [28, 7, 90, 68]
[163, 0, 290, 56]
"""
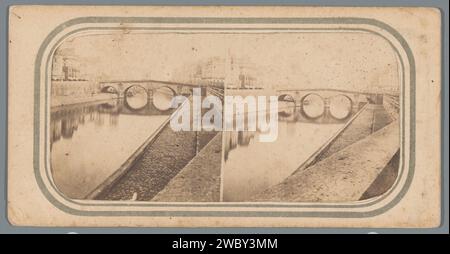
[33, 17, 415, 218]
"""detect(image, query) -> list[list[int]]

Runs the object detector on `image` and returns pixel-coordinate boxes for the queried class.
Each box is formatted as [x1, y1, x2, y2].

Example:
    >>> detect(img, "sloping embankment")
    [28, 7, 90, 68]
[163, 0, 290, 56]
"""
[252, 119, 399, 202]
[151, 133, 223, 202]
[93, 122, 217, 201]
[308, 104, 394, 167]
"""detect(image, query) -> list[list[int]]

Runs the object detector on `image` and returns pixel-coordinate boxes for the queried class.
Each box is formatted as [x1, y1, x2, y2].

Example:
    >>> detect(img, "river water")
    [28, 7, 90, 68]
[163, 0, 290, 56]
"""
[222, 106, 345, 202]
[50, 97, 171, 199]
[51, 91, 351, 201]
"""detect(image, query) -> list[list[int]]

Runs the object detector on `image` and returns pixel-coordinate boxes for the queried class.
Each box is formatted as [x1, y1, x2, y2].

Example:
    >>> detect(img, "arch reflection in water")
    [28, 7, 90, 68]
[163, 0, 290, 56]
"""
[301, 93, 325, 118]
[223, 131, 256, 161]
[124, 85, 148, 110]
[329, 95, 353, 120]
[153, 86, 175, 111]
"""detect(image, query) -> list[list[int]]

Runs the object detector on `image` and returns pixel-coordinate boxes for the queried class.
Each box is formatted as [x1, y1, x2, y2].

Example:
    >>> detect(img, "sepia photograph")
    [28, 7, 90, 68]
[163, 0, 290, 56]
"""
[4, 5, 443, 229]
[49, 29, 400, 203]
[50, 33, 225, 202]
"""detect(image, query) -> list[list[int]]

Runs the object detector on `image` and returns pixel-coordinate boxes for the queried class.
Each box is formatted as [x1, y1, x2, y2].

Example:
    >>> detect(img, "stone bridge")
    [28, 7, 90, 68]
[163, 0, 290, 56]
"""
[276, 88, 384, 124]
[95, 98, 176, 116]
[98, 79, 222, 113]
[99, 79, 203, 98]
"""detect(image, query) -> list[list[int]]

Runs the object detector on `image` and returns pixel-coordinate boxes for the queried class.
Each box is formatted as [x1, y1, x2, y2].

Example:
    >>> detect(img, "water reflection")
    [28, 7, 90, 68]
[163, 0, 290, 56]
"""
[301, 93, 325, 118]
[153, 86, 175, 111]
[50, 98, 171, 199]
[125, 85, 149, 109]
[222, 105, 345, 202]
[329, 95, 352, 119]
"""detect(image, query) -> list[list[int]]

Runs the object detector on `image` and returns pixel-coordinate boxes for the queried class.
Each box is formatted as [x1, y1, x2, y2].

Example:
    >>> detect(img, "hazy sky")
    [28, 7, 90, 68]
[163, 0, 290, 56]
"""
[55, 31, 400, 91]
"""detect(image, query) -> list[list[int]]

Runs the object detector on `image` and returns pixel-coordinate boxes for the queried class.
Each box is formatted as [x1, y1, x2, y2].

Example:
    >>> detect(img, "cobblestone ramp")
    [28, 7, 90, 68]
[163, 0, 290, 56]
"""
[96, 124, 217, 201]
[151, 133, 222, 202]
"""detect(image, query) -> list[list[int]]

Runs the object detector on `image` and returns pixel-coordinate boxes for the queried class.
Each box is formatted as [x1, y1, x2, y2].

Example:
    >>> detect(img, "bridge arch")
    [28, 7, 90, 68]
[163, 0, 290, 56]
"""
[278, 94, 295, 102]
[153, 86, 177, 111]
[278, 94, 297, 117]
[300, 93, 325, 119]
[328, 94, 354, 120]
[155, 85, 177, 96]
[99, 100, 119, 110]
[100, 85, 120, 96]
[123, 84, 149, 111]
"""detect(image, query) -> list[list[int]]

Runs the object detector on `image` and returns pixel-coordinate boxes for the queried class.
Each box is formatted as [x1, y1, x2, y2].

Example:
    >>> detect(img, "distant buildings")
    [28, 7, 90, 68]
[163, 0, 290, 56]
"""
[171, 56, 260, 89]
[52, 48, 87, 81]
[51, 48, 99, 97]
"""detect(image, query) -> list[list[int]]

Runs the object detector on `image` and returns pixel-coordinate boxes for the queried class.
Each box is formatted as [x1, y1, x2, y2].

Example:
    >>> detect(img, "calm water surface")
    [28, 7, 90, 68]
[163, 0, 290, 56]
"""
[50, 97, 171, 199]
[222, 106, 345, 202]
